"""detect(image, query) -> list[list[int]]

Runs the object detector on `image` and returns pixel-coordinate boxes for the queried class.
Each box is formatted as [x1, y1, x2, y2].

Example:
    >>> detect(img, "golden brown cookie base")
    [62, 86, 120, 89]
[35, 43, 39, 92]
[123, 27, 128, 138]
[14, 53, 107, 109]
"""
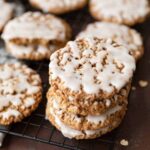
[130, 46, 144, 61]
[46, 104, 126, 140]
[47, 82, 131, 116]
[47, 96, 127, 130]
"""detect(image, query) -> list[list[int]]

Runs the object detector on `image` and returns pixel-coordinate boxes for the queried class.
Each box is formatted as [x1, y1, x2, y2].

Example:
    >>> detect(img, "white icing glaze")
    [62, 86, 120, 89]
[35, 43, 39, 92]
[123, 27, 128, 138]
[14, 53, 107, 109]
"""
[24, 98, 35, 107]
[50, 38, 136, 95]
[0, 95, 21, 111]
[105, 99, 111, 107]
[0, 0, 14, 31]
[86, 105, 121, 124]
[90, 0, 150, 24]
[49, 106, 109, 139]
[0, 109, 20, 119]
[84, 127, 108, 136]
[29, 0, 87, 12]
[0, 63, 41, 119]
[53, 99, 59, 109]
[50, 106, 82, 138]
[2, 12, 67, 42]
[77, 22, 143, 54]
[0, 64, 40, 95]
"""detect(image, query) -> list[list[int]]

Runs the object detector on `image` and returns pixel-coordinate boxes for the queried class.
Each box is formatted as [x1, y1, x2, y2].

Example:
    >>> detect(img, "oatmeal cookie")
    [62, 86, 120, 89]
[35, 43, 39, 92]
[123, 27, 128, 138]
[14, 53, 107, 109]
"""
[2, 12, 71, 60]
[47, 94, 127, 130]
[49, 38, 135, 101]
[46, 101, 126, 139]
[0, 63, 42, 125]
[89, 0, 150, 26]
[77, 22, 143, 60]
[29, 0, 88, 14]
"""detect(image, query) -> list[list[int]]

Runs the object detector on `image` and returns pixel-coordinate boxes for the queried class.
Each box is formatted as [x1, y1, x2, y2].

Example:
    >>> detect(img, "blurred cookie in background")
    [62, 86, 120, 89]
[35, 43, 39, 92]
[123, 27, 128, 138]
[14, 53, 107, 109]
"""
[13, 0, 25, 17]
[29, 0, 88, 14]
[89, 0, 150, 26]
[2, 12, 72, 61]
[77, 22, 144, 61]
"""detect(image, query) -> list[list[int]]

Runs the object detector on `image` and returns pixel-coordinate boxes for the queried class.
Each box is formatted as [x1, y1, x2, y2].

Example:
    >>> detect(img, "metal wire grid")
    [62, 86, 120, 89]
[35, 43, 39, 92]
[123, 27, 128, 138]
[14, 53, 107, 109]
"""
[0, 1, 120, 149]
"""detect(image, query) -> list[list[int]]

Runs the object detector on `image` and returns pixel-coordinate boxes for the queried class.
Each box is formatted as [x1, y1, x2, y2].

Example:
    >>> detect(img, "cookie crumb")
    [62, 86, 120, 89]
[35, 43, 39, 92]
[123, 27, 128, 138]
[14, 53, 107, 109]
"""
[139, 80, 148, 88]
[120, 139, 129, 146]
[131, 86, 136, 91]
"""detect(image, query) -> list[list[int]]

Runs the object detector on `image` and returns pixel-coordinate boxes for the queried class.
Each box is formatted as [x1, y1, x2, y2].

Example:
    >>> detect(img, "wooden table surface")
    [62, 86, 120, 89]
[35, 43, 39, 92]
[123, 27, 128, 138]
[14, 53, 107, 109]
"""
[0, 1, 150, 150]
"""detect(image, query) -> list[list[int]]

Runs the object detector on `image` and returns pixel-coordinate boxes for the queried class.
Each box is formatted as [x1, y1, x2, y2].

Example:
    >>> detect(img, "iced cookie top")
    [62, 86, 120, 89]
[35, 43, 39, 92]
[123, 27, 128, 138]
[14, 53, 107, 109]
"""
[49, 37, 135, 97]
[2, 12, 69, 42]
[0, 63, 42, 122]
[90, 0, 150, 25]
[29, 0, 87, 13]
[77, 22, 143, 60]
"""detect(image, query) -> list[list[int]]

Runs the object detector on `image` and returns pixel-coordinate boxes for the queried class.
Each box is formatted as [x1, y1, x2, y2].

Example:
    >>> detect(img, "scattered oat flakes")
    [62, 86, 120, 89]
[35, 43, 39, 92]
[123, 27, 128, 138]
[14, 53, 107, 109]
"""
[120, 139, 129, 146]
[139, 80, 148, 88]
[131, 86, 136, 91]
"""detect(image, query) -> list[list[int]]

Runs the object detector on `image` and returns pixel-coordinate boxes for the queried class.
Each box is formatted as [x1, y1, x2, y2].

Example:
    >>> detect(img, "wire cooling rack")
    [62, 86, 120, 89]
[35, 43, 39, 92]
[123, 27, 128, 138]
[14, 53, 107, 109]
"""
[0, 1, 125, 150]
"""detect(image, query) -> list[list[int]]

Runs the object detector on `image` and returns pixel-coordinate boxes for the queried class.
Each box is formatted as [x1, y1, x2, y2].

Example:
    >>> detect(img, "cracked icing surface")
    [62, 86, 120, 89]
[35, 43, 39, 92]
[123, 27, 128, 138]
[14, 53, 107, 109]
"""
[77, 22, 143, 60]
[90, 0, 150, 26]
[0, 0, 14, 32]
[49, 38, 135, 99]
[29, 0, 87, 14]
[0, 63, 42, 125]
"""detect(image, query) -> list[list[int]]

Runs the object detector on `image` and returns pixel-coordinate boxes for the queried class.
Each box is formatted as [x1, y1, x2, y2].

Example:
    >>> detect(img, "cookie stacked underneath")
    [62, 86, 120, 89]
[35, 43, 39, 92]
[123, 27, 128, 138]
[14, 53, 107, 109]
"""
[46, 37, 136, 139]
[77, 22, 143, 61]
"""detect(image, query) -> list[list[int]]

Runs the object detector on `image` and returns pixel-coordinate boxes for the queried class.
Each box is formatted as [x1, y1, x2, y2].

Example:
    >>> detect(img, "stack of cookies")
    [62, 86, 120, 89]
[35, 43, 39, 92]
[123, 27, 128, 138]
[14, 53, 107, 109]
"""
[46, 37, 136, 139]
